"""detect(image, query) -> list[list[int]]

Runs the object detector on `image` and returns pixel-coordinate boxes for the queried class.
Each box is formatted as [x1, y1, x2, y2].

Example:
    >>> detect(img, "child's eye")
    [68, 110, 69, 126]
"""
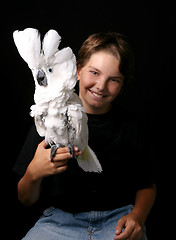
[111, 78, 119, 82]
[90, 70, 98, 75]
[110, 78, 122, 84]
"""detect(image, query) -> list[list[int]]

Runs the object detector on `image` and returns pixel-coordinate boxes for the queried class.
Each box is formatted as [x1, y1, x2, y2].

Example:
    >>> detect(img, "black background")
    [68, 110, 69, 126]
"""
[2, 1, 175, 239]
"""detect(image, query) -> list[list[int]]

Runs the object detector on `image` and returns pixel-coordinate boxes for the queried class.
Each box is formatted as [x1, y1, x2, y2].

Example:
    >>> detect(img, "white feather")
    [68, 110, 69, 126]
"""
[77, 146, 103, 173]
[13, 28, 41, 68]
[53, 47, 73, 64]
[42, 29, 61, 58]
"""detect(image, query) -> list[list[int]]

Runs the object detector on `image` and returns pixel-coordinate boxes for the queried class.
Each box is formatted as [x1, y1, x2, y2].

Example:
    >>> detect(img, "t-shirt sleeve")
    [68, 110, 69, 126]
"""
[13, 124, 44, 177]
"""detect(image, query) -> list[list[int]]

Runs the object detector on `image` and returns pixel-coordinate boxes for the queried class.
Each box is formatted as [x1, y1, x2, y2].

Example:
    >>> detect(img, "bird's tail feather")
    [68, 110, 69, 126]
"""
[77, 146, 102, 173]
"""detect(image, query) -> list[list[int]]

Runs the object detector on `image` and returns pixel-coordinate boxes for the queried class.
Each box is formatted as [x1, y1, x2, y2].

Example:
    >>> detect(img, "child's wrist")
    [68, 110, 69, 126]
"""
[26, 164, 43, 183]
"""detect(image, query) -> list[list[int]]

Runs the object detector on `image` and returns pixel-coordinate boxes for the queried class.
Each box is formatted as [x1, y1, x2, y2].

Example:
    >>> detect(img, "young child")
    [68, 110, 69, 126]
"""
[13, 32, 156, 240]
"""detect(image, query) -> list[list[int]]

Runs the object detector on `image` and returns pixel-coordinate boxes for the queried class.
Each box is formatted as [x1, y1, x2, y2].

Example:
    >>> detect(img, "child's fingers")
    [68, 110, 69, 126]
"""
[74, 146, 82, 157]
[55, 146, 82, 157]
[56, 147, 71, 154]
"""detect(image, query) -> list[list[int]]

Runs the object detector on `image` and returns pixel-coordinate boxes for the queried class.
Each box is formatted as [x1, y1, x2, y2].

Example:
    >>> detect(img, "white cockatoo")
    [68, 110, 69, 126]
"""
[13, 28, 102, 173]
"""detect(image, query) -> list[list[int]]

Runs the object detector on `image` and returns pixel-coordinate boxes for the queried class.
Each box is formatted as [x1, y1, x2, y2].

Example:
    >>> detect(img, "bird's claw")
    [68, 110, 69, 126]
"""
[50, 145, 58, 162]
[50, 143, 74, 162]
[67, 144, 74, 158]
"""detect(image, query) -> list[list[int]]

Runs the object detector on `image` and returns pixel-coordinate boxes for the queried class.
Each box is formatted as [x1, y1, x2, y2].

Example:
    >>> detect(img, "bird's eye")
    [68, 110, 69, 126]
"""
[48, 67, 53, 73]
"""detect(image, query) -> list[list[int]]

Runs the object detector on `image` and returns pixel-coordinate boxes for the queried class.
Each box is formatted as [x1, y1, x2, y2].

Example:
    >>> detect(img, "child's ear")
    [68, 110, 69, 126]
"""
[77, 65, 81, 81]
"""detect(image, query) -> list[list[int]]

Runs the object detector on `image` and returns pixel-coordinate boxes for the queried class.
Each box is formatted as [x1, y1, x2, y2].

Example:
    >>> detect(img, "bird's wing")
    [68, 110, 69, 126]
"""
[77, 110, 103, 173]
[67, 93, 103, 173]
[30, 103, 48, 137]
[13, 28, 41, 68]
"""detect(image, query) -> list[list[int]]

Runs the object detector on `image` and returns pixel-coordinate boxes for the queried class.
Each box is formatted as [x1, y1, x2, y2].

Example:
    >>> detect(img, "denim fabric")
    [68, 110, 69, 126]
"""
[22, 205, 147, 240]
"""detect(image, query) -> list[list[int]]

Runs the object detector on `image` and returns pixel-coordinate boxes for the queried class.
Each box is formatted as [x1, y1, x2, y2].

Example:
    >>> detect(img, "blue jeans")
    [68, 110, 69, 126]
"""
[22, 205, 147, 240]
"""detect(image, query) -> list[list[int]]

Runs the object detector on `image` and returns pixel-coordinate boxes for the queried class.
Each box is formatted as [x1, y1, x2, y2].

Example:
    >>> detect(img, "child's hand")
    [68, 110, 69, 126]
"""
[27, 140, 81, 181]
[17, 140, 82, 206]
[114, 212, 143, 240]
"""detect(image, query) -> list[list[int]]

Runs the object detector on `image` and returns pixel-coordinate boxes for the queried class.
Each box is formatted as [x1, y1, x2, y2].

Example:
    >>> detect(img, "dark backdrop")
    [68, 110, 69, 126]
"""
[2, 1, 175, 239]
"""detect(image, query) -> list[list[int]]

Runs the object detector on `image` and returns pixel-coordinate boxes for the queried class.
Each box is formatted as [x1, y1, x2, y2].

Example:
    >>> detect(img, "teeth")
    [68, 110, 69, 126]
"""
[91, 91, 103, 98]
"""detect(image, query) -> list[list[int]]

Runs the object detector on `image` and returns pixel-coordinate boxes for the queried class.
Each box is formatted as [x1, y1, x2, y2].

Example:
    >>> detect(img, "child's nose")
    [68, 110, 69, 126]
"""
[96, 78, 107, 91]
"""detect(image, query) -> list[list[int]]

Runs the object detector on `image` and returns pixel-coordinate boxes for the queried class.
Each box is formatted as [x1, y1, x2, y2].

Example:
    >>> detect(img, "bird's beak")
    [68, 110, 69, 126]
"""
[37, 69, 48, 86]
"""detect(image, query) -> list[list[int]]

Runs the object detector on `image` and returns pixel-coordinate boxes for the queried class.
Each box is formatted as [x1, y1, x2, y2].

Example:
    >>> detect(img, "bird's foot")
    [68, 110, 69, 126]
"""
[50, 145, 58, 162]
[67, 144, 74, 158]
[50, 143, 74, 162]
[50, 143, 63, 162]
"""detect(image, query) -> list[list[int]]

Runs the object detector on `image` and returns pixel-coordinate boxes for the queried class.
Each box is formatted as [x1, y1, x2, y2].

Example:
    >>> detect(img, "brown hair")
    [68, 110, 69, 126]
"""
[77, 32, 135, 88]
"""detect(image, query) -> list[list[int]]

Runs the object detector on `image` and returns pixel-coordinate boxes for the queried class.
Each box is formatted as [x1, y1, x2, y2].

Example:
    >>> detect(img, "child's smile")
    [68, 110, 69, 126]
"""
[88, 89, 106, 99]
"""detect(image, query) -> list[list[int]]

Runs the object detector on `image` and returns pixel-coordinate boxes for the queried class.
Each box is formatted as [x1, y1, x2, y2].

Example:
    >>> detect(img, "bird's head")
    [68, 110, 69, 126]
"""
[30, 46, 77, 99]
[13, 28, 77, 102]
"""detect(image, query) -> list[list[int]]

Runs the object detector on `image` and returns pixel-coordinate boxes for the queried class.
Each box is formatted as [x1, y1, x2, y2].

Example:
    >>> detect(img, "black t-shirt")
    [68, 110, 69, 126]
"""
[13, 106, 156, 212]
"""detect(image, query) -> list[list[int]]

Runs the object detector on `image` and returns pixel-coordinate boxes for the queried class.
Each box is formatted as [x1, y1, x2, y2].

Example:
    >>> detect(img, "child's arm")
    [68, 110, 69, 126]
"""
[114, 184, 156, 240]
[17, 140, 81, 206]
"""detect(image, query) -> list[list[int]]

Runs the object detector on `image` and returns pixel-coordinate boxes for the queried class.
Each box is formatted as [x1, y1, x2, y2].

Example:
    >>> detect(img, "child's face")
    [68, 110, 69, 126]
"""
[77, 51, 124, 114]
